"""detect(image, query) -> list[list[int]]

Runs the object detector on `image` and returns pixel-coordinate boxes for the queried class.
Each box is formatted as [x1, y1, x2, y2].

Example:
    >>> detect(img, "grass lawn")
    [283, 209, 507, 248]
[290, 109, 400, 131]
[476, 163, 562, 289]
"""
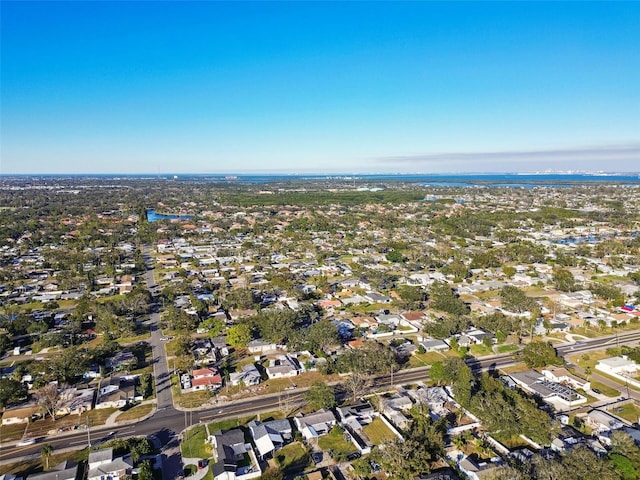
[274, 442, 310, 471]
[208, 416, 256, 433]
[362, 417, 396, 445]
[181, 425, 212, 459]
[590, 381, 620, 397]
[410, 350, 457, 367]
[0, 422, 28, 442]
[469, 344, 493, 357]
[609, 403, 640, 424]
[317, 427, 358, 458]
[116, 403, 154, 423]
[118, 329, 151, 344]
[22, 408, 117, 439]
[567, 350, 611, 371]
[497, 344, 520, 354]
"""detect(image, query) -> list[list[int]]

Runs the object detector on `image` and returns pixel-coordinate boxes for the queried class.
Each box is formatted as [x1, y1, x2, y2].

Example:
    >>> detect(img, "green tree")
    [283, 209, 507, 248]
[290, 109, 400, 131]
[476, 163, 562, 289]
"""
[41, 444, 54, 470]
[429, 282, 469, 316]
[304, 381, 336, 410]
[138, 373, 153, 399]
[385, 250, 404, 263]
[521, 341, 562, 368]
[199, 317, 225, 337]
[553, 268, 578, 292]
[137, 460, 153, 480]
[500, 286, 536, 313]
[227, 324, 252, 348]
[0, 377, 27, 407]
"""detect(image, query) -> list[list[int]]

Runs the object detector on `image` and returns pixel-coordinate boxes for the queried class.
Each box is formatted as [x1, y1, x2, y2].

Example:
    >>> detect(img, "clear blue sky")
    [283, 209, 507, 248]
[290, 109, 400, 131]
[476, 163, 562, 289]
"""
[1, 1, 639, 174]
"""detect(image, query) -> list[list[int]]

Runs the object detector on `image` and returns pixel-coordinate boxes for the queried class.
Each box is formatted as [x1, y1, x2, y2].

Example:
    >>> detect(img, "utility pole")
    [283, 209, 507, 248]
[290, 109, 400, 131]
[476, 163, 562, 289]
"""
[86, 417, 91, 448]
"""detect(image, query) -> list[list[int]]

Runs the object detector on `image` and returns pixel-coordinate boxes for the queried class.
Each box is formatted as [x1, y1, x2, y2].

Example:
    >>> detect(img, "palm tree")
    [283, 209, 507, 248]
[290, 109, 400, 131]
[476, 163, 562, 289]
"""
[41, 443, 54, 470]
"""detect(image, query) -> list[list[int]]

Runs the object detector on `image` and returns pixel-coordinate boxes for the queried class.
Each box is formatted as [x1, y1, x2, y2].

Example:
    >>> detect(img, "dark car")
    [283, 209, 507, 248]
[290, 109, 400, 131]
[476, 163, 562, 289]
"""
[592, 388, 602, 394]
[311, 452, 323, 464]
[346, 452, 361, 461]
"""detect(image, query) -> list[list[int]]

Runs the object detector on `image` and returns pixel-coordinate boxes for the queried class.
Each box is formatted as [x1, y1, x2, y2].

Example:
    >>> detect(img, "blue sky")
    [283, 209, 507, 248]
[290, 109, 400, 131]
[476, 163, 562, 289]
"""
[1, 1, 639, 174]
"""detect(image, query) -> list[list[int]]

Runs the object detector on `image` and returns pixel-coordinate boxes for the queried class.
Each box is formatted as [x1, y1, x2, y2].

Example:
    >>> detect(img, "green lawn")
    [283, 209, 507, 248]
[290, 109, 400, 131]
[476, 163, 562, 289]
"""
[609, 403, 640, 424]
[274, 442, 310, 471]
[590, 381, 620, 398]
[469, 344, 493, 356]
[497, 344, 520, 354]
[317, 427, 358, 459]
[208, 415, 256, 433]
[362, 417, 396, 445]
[115, 403, 154, 423]
[181, 425, 212, 459]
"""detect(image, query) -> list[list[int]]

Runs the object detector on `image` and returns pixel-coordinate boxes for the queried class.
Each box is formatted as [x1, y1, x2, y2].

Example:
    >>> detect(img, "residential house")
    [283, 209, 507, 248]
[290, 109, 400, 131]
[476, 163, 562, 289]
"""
[87, 448, 133, 480]
[1, 405, 40, 425]
[365, 292, 392, 304]
[585, 409, 625, 434]
[28, 460, 77, 480]
[96, 377, 138, 409]
[541, 367, 590, 391]
[509, 370, 587, 409]
[106, 351, 137, 372]
[229, 364, 262, 387]
[419, 338, 450, 353]
[248, 419, 293, 459]
[210, 429, 262, 480]
[56, 387, 95, 416]
[265, 355, 300, 379]
[457, 455, 504, 480]
[416, 467, 462, 480]
[247, 339, 277, 354]
[294, 410, 338, 440]
[191, 367, 223, 391]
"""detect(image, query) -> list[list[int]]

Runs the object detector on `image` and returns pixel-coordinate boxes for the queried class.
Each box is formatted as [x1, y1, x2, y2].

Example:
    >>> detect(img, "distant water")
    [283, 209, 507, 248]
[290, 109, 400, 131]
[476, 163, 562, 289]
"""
[4, 173, 640, 187]
[159, 173, 640, 186]
[146, 209, 193, 222]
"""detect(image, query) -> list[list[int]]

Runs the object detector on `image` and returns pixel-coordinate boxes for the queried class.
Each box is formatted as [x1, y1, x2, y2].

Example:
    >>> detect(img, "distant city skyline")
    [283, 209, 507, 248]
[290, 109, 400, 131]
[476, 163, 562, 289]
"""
[1, 1, 639, 174]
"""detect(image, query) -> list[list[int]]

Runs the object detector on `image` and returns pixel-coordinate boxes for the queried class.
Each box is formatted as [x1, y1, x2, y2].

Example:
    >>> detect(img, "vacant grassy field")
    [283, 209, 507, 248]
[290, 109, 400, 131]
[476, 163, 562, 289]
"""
[181, 425, 212, 459]
[589, 380, 620, 397]
[608, 403, 640, 424]
[116, 403, 154, 423]
[19, 408, 117, 439]
[362, 417, 396, 445]
[274, 442, 310, 471]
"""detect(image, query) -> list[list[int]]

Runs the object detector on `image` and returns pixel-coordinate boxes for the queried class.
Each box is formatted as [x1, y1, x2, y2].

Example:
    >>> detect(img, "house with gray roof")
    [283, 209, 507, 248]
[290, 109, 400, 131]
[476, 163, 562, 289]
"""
[248, 419, 292, 459]
[87, 448, 132, 480]
[28, 460, 77, 480]
[210, 428, 262, 480]
[294, 409, 337, 440]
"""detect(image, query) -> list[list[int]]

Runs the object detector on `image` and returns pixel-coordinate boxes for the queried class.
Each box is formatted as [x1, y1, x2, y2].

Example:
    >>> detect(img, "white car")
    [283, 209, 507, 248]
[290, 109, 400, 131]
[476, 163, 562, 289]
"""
[17, 438, 36, 446]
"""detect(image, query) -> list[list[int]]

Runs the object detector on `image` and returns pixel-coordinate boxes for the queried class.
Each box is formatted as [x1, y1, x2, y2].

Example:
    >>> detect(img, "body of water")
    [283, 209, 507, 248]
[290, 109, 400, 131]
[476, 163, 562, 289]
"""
[146, 209, 193, 222]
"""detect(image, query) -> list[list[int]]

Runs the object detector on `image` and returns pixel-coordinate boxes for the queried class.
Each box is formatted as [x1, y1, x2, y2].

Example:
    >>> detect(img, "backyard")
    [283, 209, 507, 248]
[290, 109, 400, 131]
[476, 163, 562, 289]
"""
[362, 417, 397, 445]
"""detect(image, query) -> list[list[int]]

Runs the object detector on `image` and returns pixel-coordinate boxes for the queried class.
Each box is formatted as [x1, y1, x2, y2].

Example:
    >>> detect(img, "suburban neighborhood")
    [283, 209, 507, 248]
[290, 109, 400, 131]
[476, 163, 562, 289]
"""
[1, 176, 640, 480]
